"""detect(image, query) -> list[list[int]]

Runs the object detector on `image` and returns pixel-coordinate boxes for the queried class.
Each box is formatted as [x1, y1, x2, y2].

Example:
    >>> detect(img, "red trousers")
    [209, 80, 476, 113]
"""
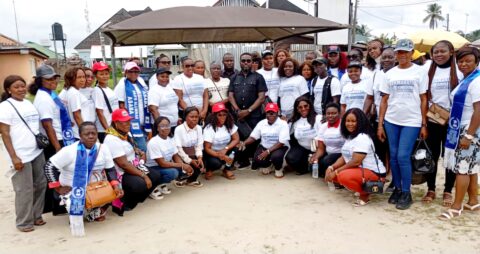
[333, 168, 381, 199]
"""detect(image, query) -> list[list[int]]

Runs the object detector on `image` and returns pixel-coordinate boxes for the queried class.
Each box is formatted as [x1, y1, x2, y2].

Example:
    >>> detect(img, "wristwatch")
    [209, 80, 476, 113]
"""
[464, 134, 474, 140]
[225, 146, 229, 150]
[247, 108, 252, 113]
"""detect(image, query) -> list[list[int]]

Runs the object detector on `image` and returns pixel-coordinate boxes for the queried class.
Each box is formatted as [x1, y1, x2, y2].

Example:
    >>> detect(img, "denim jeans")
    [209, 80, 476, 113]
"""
[384, 121, 420, 193]
[148, 166, 179, 184]
[132, 129, 149, 152]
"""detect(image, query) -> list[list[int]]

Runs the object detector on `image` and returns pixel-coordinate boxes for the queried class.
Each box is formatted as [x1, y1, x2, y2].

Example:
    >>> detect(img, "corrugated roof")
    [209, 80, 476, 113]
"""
[25, 41, 61, 59]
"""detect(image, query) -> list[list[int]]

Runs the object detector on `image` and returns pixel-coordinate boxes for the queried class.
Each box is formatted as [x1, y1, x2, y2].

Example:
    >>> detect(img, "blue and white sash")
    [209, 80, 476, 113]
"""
[444, 69, 480, 169]
[40, 87, 76, 145]
[124, 79, 151, 137]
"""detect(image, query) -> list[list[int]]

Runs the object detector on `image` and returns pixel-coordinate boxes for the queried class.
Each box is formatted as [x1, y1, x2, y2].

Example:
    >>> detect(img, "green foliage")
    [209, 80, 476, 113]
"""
[423, 3, 444, 29]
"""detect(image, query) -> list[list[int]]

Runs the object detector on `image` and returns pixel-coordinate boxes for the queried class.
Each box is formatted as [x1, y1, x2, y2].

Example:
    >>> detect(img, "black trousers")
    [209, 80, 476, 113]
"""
[425, 121, 456, 193]
[252, 145, 288, 170]
[122, 169, 162, 210]
[236, 116, 263, 164]
[371, 121, 389, 167]
[178, 154, 201, 182]
[98, 132, 106, 143]
[285, 143, 312, 174]
[204, 148, 238, 171]
[43, 140, 66, 215]
[318, 153, 342, 178]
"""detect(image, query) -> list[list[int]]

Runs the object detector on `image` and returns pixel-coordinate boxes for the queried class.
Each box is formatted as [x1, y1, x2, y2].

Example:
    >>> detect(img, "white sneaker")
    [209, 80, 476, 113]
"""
[274, 169, 284, 178]
[160, 184, 171, 195]
[261, 167, 271, 175]
[149, 186, 164, 200]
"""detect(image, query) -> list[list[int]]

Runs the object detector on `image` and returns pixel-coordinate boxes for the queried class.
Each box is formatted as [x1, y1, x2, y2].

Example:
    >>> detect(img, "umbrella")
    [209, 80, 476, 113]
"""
[408, 30, 470, 53]
[103, 6, 347, 46]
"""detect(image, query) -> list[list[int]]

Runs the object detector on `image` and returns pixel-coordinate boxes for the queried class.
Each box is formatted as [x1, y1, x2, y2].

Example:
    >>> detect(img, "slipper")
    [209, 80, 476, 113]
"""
[222, 170, 235, 180]
[18, 227, 34, 233]
[205, 171, 214, 180]
[463, 203, 480, 211]
[352, 199, 370, 207]
[34, 219, 46, 226]
[422, 191, 436, 203]
[443, 192, 454, 207]
[438, 208, 462, 220]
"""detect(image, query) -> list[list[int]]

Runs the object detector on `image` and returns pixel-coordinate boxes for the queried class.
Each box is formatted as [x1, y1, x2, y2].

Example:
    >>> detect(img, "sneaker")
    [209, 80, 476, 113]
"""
[149, 186, 164, 200]
[187, 181, 203, 187]
[274, 169, 284, 178]
[261, 167, 271, 175]
[160, 184, 171, 195]
[396, 192, 413, 210]
[173, 180, 186, 188]
[388, 188, 402, 204]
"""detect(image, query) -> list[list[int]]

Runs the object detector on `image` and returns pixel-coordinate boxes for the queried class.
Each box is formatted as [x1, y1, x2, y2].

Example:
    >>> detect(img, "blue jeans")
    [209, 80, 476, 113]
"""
[148, 166, 179, 184]
[384, 121, 420, 193]
[132, 129, 149, 152]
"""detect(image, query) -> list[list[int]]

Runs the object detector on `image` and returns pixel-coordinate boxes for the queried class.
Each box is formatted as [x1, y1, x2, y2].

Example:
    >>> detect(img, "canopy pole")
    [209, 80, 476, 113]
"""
[111, 45, 117, 86]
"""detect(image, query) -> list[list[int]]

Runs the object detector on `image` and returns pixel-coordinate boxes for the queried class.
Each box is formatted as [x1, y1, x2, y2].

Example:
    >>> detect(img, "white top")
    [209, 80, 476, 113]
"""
[203, 124, 238, 151]
[205, 78, 230, 104]
[79, 87, 96, 123]
[148, 83, 179, 127]
[292, 116, 321, 150]
[380, 64, 428, 127]
[250, 118, 290, 149]
[0, 98, 43, 164]
[316, 121, 345, 154]
[340, 68, 373, 91]
[367, 70, 386, 121]
[171, 73, 206, 108]
[257, 68, 280, 103]
[103, 134, 135, 175]
[329, 67, 339, 78]
[66, 87, 95, 138]
[114, 77, 148, 125]
[93, 86, 119, 132]
[174, 122, 204, 164]
[340, 79, 373, 111]
[429, 66, 463, 110]
[58, 89, 67, 106]
[278, 75, 309, 117]
[312, 76, 341, 114]
[341, 133, 386, 174]
[146, 135, 178, 167]
[50, 142, 115, 187]
[33, 89, 62, 140]
[450, 76, 480, 126]
[148, 74, 174, 88]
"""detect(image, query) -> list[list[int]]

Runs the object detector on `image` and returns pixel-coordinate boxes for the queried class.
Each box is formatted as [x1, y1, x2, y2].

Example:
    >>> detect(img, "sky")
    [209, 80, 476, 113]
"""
[1, 0, 478, 55]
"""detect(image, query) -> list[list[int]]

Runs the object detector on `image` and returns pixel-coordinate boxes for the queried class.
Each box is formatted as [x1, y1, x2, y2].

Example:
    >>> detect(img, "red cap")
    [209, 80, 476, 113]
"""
[212, 102, 227, 113]
[111, 109, 133, 122]
[92, 62, 110, 72]
[265, 103, 279, 113]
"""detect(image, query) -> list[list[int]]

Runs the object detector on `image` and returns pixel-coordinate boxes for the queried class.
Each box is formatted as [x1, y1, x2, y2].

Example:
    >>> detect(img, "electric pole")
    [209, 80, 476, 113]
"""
[446, 14, 449, 31]
[12, 0, 20, 42]
[350, 0, 359, 51]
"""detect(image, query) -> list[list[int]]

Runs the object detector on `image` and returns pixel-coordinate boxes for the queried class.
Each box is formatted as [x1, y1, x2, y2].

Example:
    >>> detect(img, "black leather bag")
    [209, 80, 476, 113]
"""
[361, 144, 384, 194]
[7, 100, 50, 149]
[411, 139, 435, 175]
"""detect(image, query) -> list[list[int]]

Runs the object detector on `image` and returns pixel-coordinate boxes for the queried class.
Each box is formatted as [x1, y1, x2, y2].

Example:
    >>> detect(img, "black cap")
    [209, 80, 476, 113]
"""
[327, 45, 341, 54]
[156, 67, 172, 75]
[261, 50, 273, 58]
[312, 57, 328, 65]
[347, 61, 363, 69]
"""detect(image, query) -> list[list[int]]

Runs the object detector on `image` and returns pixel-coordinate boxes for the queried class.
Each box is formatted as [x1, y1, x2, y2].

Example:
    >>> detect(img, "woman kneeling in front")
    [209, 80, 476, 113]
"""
[325, 108, 386, 206]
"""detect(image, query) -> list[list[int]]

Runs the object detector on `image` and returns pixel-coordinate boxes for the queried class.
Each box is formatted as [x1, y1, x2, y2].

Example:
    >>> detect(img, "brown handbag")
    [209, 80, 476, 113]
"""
[427, 103, 450, 126]
[84, 145, 116, 209]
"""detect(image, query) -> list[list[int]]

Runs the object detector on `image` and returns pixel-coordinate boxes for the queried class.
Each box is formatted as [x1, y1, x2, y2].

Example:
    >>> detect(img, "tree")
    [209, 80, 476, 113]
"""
[356, 24, 372, 39]
[376, 33, 394, 45]
[466, 29, 480, 42]
[423, 3, 444, 29]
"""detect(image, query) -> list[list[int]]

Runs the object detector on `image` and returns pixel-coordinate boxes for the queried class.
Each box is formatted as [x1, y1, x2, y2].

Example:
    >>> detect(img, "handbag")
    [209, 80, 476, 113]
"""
[411, 139, 436, 175]
[6, 100, 50, 149]
[84, 146, 116, 209]
[361, 144, 384, 194]
[427, 103, 450, 126]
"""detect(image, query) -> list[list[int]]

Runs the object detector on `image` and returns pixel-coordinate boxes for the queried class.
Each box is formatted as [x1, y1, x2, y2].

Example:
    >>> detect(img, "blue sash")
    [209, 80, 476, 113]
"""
[124, 79, 151, 137]
[40, 88, 75, 146]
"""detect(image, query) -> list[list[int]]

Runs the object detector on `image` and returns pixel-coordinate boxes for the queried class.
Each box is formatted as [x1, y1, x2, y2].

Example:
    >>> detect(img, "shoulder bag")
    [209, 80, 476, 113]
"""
[426, 76, 450, 126]
[85, 145, 117, 209]
[361, 144, 385, 194]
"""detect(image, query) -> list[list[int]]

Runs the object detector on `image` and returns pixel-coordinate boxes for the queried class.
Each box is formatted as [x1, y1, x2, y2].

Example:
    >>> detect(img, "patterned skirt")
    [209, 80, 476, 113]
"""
[451, 126, 480, 175]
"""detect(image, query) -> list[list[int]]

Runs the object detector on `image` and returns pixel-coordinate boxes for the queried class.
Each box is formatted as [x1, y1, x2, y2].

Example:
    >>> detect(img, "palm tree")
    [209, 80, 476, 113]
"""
[423, 3, 444, 29]
[356, 24, 372, 39]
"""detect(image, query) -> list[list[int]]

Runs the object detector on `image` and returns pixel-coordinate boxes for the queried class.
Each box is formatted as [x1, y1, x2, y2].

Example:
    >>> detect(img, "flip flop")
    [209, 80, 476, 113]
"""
[222, 170, 235, 180]
[442, 192, 453, 207]
[34, 219, 46, 226]
[438, 208, 462, 220]
[463, 203, 480, 211]
[422, 191, 436, 203]
[352, 199, 370, 207]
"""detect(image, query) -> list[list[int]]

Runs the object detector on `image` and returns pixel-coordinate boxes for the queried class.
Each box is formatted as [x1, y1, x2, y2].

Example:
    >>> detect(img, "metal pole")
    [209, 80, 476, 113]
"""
[347, 0, 353, 51]
[111, 45, 117, 86]
[62, 37, 67, 64]
[314, 0, 318, 45]
[266, 0, 269, 9]
[351, 0, 359, 49]
[465, 13, 469, 34]
[12, 0, 20, 42]
[446, 14, 449, 31]
[100, 31, 106, 63]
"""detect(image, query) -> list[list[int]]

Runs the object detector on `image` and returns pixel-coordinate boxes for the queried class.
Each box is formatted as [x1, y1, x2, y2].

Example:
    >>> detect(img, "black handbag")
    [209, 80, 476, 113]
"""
[361, 144, 384, 194]
[7, 100, 50, 149]
[411, 139, 435, 175]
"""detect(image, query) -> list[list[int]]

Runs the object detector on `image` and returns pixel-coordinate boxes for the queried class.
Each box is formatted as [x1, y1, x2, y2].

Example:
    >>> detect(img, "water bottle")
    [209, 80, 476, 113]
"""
[311, 161, 319, 179]
[225, 151, 235, 167]
[327, 181, 336, 192]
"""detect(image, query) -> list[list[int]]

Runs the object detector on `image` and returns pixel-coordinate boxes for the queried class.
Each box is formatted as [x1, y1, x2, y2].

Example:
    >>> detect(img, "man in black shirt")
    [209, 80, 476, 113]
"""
[221, 53, 239, 80]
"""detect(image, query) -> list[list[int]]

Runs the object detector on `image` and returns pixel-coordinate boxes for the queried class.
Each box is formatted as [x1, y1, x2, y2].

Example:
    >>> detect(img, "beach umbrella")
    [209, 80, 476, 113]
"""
[409, 30, 469, 53]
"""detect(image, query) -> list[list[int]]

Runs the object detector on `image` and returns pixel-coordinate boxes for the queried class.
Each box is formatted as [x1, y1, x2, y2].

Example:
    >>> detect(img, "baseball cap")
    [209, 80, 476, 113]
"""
[395, 38, 414, 52]
[111, 108, 133, 122]
[262, 50, 273, 58]
[312, 57, 328, 66]
[347, 61, 363, 69]
[156, 67, 172, 75]
[92, 62, 110, 72]
[124, 62, 140, 71]
[265, 103, 279, 113]
[411, 50, 426, 61]
[327, 45, 341, 54]
[212, 102, 227, 113]
[36, 64, 60, 79]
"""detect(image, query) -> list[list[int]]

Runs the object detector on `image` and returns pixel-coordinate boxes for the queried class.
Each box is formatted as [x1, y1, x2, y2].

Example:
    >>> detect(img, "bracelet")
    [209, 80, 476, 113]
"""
[266, 149, 271, 154]
[327, 166, 334, 171]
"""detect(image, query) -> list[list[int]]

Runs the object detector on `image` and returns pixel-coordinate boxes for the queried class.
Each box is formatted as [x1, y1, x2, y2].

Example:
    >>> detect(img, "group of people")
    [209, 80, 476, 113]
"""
[1, 37, 479, 236]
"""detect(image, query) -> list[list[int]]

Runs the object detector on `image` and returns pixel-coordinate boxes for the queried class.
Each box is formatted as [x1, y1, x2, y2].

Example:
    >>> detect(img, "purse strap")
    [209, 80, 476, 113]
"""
[6, 100, 38, 136]
[415, 138, 433, 156]
[361, 143, 382, 183]
[180, 76, 194, 107]
[98, 86, 113, 113]
[210, 78, 224, 101]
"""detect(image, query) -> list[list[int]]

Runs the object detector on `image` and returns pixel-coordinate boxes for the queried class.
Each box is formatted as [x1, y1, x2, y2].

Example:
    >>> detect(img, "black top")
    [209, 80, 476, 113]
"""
[221, 69, 239, 80]
[228, 71, 268, 117]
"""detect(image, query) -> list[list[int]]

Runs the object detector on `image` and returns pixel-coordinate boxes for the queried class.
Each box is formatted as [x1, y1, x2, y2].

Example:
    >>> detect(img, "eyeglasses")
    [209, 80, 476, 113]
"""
[127, 70, 140, 74]
[241, 59, 252, 63]
[159, 125, 170, 130]
[160, 61, 171, 65]
[297, 104, 310, 110]
[347, 55, 360, 60]
[184, 64, 195, 68]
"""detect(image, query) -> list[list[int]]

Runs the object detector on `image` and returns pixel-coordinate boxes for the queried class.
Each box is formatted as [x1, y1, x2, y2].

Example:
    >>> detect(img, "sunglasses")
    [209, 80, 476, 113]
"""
[159, 125, 170, 130]
[347, 55, 360, 60]
[184, 64, 195, 68]
[127, 70, 140, 74]
[297, 104, 310, 109]
[160, 61, 171, 64]
[241, 59, 252, 63]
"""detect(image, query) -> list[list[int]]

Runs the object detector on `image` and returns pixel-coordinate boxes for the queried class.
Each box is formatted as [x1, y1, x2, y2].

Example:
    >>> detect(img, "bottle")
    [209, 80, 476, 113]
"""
[312, 161, 319, 179]
[327, 181, 336, 192]
[225, 151, 235, 167]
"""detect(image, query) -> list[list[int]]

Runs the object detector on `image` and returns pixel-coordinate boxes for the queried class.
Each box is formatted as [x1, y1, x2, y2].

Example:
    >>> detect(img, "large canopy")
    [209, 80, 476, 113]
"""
[409, 30, 470, 53]
[103, 6, 347, 46]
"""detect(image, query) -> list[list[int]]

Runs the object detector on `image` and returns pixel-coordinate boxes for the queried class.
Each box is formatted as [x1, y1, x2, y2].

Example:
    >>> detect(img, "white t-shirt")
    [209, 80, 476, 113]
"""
[103, 134, 135, 175]
[66, 87, 95, 138]
[380, 64, 428, 127]
[278, 75, 309, 117]
[148, 83, 179, 127]
[205, 78, 230, 104]
[250, 118, 290, 149]
[171, 73, 206, 108]
[429, 66, 464, 110]
[316, 121, 345, 154]
[292, 117, 320, 150]
[257, 68, 280, 103]
[174, 123, 204, 163]
[341, 133, 386, 174]
[146, 135, 178, 167]
[114, 77, 148, 125]
[50, 142, 114, 187]
[312, 76, 341, 114]
[450, 76, 480, 126]
[329, 67, 339, 78]
[79, 87, 96, 123]
[33, 89, 62, 140]
[0, 98, 43, 165]
[93, 86, 119, 132]
[340, 79, 373, 111]
[366, 70, 386, 120]
[58, 89, 68, 106]
[340, 68, 373, 91]
[203, 124, 238, 151]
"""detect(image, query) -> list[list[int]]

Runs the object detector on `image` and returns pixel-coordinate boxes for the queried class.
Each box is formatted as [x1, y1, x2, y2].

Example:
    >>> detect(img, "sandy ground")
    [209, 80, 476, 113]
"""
[0, 142, 479, 254]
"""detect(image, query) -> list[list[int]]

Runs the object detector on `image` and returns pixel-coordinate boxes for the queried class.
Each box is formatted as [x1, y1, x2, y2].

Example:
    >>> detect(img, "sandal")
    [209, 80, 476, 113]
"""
[463, 203, 480, 211]
[438, 208, 462, 220]
[422, 191, 436, 203]
[34, 219, 46, 226]
[18, 227, 34, 232]
[222, 169, 235, 180]
[352, 199, 370, 207]
[205, 171, 214, 180]
[442, 192, 454, 207]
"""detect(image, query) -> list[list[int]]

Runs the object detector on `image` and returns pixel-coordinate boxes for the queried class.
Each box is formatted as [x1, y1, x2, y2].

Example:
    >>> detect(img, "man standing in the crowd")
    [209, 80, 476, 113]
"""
[228, 52, 268, 168]
[311, 57, 341, 116]
[326, 45, 347, 80]
[256, 50, 280, 103]
[221, 52, 239, 80]
[304, 51, 317, 63]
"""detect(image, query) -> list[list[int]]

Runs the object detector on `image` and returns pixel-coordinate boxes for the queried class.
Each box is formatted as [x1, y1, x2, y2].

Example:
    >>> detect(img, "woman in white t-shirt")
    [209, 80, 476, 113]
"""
[285, 96, 321, 175]
[81, 68, 96, 124]
[148, 67, 179, 130]
[378, 39, 428, 210]
[340, 61, 374, 115]
[277, 58, 309, 119]
[205, 61, 230, 107]
[0, 75, 46, 232]
[240, 103, 290, 178]
[203, 102, 239, 180]
[64, 67, 91, 139]
[311, 102, 345, 178]
[193, 60, 206, 78]
[257, 51, 280, 103]
[325, 108, 386, 206]
[92, 62, 119, 143]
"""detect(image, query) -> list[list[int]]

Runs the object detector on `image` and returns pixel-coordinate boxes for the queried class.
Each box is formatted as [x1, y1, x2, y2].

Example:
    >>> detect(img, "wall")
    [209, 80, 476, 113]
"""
[0, 54, 44, 93]
[316, 0, 350, 45]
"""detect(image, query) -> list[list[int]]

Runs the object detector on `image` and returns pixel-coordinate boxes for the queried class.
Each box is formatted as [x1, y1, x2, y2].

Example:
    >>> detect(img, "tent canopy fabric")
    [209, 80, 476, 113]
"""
[408, 30, 470, 53]
[103, 6, 347, 46]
